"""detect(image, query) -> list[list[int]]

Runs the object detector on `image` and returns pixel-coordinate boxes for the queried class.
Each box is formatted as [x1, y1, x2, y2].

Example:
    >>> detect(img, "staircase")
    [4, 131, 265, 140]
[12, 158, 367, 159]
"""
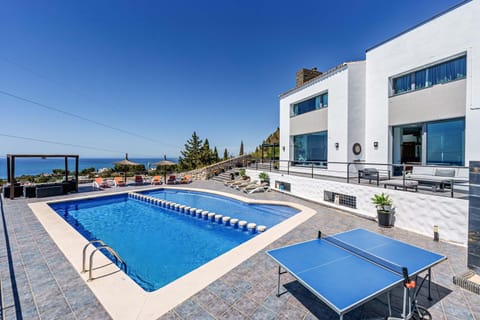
[210, 169, 238, 183]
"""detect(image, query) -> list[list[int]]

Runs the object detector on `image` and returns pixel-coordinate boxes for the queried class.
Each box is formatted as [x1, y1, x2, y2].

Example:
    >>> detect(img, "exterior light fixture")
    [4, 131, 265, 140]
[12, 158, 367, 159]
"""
[335, 142, 339, 149]
[373, 141, 379, 148]
[282, 146, 285, 152]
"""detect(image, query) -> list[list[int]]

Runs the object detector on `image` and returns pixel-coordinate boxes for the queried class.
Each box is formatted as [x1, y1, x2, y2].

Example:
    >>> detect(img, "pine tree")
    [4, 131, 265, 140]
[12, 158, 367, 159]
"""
[239, 140, 244, 156]
[179, 131, 203, 170]
[213, 147, 219, 162]
[201, 138, 212, 165]
[223, 148, 228, 160]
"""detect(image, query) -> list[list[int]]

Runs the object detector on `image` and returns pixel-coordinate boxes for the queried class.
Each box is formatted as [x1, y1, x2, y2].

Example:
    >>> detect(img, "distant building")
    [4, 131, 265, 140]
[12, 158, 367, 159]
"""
[279, 0, 480, 175]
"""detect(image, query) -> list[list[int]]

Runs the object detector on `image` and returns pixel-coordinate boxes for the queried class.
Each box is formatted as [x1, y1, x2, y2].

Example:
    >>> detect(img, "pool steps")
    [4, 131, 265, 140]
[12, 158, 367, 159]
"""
[127, 192, 266, 233]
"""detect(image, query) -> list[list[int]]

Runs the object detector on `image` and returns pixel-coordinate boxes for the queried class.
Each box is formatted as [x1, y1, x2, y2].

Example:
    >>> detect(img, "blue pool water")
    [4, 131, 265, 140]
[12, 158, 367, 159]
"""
[142, 189, 298, 228]
[49, 192, 298, 291]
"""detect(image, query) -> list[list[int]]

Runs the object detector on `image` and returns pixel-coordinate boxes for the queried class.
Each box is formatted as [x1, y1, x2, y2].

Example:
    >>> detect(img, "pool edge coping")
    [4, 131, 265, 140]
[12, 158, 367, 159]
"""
[29, 186, 316, 320]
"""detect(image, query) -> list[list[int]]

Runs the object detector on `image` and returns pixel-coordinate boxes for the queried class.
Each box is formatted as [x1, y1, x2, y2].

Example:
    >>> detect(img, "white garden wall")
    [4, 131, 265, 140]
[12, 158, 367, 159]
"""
[248, 169, 468, 246]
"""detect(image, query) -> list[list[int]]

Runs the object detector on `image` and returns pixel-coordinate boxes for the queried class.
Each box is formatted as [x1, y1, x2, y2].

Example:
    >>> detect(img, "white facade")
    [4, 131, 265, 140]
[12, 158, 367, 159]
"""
[279, 62, 366, 176]
[280, 1, 480, 172]
[365, 0, 480, 165]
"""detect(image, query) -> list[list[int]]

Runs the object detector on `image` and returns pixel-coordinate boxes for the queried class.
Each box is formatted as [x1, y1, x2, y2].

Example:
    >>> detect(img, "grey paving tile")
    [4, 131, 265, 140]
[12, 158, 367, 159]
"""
[251, 305, 277, 320]
[1, 181, 479, 319]
[221, 306, 248, 319]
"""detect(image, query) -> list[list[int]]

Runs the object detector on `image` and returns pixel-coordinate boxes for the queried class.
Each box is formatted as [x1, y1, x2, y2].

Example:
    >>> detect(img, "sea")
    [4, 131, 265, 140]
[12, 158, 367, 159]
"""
[0, 157, 178, 179]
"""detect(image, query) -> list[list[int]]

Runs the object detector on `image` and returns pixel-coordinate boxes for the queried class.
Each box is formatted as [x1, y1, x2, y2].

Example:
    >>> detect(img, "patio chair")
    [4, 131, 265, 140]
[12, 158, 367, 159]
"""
[114, 177, 126, 187]
[151, 175, 162, 185]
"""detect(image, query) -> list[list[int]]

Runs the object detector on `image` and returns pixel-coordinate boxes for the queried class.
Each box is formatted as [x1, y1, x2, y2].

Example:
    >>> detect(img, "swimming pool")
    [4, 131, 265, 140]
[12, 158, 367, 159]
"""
[49, 191, 298, 292]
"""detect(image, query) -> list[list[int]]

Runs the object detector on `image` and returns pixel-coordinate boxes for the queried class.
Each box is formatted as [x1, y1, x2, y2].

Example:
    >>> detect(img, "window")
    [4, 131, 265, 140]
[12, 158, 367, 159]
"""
[392, 55, 466, 95]
[426, 118, 465, 166]
[291, 92, 328, 116]
[292, 131, 328, 163]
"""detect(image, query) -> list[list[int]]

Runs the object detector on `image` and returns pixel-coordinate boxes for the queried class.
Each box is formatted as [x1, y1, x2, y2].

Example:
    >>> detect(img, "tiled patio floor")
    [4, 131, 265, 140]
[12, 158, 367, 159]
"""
[0, 181, 478, 319]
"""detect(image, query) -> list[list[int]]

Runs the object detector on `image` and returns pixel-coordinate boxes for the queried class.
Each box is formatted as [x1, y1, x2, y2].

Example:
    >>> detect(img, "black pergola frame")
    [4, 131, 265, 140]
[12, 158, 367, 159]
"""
[6, 154, 79, 199]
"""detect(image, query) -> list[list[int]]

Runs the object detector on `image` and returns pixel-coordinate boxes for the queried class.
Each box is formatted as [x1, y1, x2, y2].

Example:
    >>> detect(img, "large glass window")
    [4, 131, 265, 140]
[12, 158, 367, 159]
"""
[392, 55, 466, 95]
[293, 131, 328, 163]
[427, 118, 465, 166]
[291, 92, 328, 116]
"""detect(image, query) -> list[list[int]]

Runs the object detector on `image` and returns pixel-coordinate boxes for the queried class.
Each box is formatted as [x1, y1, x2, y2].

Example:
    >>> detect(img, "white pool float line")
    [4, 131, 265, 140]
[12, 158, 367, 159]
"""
[128, 192, 267, 233]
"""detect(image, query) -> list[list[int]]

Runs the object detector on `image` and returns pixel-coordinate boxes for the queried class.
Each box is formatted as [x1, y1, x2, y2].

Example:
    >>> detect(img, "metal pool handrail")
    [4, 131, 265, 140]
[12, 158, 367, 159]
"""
[82, 239, 127, 281]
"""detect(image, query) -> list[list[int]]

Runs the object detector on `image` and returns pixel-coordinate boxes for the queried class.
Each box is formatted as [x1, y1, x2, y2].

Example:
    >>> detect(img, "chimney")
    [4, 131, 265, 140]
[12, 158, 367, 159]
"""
[296, 67, 322, 87]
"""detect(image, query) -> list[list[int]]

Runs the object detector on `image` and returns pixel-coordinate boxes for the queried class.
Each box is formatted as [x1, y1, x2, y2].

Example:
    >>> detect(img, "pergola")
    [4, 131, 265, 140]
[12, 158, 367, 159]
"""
[6, 154, 79, 199]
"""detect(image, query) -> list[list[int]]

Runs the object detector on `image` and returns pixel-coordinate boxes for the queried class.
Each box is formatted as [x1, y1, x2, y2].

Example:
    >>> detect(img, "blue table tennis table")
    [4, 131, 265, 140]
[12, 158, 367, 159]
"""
[267, 228, 447, 320]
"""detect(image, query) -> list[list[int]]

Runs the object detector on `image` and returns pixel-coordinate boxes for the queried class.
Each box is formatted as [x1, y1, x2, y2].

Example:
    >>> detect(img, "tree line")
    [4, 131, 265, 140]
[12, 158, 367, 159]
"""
[178, 131, 244, 171]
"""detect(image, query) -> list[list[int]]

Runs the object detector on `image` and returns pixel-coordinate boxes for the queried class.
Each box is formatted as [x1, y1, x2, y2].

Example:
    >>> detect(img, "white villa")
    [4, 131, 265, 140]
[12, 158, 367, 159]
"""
[279, 0, 480, 174]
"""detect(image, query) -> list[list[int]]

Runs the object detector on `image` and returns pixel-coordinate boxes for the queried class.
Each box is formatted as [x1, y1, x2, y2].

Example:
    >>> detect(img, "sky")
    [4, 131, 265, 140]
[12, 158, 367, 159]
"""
[0, 0, 464, 158]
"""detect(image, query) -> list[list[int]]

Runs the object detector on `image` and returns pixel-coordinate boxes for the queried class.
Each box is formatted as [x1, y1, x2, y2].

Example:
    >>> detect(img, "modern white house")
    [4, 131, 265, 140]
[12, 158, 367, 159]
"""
[279, 61, 365, 177]
[279, 0, 480, 175]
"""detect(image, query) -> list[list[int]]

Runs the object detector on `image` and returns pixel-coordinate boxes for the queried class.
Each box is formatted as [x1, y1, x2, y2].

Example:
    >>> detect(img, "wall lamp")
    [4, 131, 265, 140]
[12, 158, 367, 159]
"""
[282, 146, 285, 152]
[373, 141, 379, 148]
[335, 142, 339, 150]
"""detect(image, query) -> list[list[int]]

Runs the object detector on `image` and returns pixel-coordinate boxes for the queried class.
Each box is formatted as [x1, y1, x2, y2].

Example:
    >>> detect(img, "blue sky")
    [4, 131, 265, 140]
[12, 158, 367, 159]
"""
[0, 0, 463, 158]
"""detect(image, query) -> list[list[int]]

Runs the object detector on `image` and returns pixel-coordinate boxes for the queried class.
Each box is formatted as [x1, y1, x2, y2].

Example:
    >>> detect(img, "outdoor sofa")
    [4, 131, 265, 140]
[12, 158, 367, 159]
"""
[406, 166, 468, 193]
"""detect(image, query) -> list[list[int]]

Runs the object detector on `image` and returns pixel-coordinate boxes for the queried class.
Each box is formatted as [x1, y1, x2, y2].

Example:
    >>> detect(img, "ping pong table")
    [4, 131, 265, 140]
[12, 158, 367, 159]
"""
[267, 228, 447, 320]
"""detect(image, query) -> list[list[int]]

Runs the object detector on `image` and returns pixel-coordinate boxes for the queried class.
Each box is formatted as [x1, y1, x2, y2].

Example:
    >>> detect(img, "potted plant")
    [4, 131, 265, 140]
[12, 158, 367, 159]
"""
[238, 168, 247, 179]
[371, 192, 394, 227]
[258, 172, 270, 185]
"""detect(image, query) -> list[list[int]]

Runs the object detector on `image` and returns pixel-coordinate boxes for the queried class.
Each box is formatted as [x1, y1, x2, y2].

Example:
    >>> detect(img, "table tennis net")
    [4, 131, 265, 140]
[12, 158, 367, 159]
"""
[325, 236, 404, 275]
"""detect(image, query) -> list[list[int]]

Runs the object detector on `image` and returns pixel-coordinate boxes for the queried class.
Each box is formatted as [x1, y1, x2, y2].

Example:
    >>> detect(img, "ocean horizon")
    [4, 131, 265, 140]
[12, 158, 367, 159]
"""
[0, 157, 178, 180]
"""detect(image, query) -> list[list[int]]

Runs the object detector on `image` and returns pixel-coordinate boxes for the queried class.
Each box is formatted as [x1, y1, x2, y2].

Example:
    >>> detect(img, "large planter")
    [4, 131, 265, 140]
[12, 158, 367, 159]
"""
[377, 210, 394, 227]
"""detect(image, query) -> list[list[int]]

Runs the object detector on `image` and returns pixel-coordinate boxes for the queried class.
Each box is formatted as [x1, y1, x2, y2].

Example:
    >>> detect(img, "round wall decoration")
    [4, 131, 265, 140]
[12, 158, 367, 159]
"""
[352, 143, 362, 155]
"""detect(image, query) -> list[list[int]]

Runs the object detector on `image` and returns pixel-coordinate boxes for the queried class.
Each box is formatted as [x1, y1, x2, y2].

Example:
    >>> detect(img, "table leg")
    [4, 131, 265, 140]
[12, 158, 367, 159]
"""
[428, 269, 432, 301]
[277, 266, 282, 297]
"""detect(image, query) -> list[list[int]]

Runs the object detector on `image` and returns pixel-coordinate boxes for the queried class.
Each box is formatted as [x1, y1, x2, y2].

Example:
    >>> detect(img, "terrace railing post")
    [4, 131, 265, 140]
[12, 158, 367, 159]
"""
[287, 161, 290, 175]
[346, 163, 349, 183]
[269, 160, 272, 172]
[311, 163, 314, 179]
[402, 164, 406, 191]
[347, 163, 350, 184]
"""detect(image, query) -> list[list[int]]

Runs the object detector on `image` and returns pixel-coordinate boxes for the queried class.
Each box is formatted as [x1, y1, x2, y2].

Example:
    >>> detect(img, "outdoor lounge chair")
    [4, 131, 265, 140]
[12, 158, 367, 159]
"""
[235, 180, 257, 190]
[180, 175, 192, 184]
[224, 179, 238, 186]
[167, 175, 177, 185]
[229, 178, 250, 188]
[134, 175, 144, 185]
[93, 177, 111, 189]
[242, 182, 269, 193]
[151, 175, 162, 185]
[114, 177, 126, 187]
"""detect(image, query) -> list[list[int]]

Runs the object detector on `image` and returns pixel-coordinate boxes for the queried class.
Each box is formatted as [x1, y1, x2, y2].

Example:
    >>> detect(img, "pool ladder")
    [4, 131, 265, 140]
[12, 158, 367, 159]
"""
[81, 240, 127, 281]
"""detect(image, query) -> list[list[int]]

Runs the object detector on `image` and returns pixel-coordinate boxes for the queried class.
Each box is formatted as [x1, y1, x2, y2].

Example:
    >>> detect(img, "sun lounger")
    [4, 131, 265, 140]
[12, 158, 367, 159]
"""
[242, 182, 269, 193]
[180, 175, 192, 184]
[235, 180, 257, 190]
[151, 175, 162, 185]
[134, 175, 144, 185]
[93, 177, 111, 189]
[114, 177, 126, 187]
[167, 175, 177, 185]
[224, 178, 241, 186]
[230, 178, 250, 188]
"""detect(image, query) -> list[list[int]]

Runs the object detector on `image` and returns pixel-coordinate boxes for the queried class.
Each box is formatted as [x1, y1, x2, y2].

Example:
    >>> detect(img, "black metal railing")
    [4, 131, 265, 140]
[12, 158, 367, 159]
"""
[244, 158, 469, 198]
